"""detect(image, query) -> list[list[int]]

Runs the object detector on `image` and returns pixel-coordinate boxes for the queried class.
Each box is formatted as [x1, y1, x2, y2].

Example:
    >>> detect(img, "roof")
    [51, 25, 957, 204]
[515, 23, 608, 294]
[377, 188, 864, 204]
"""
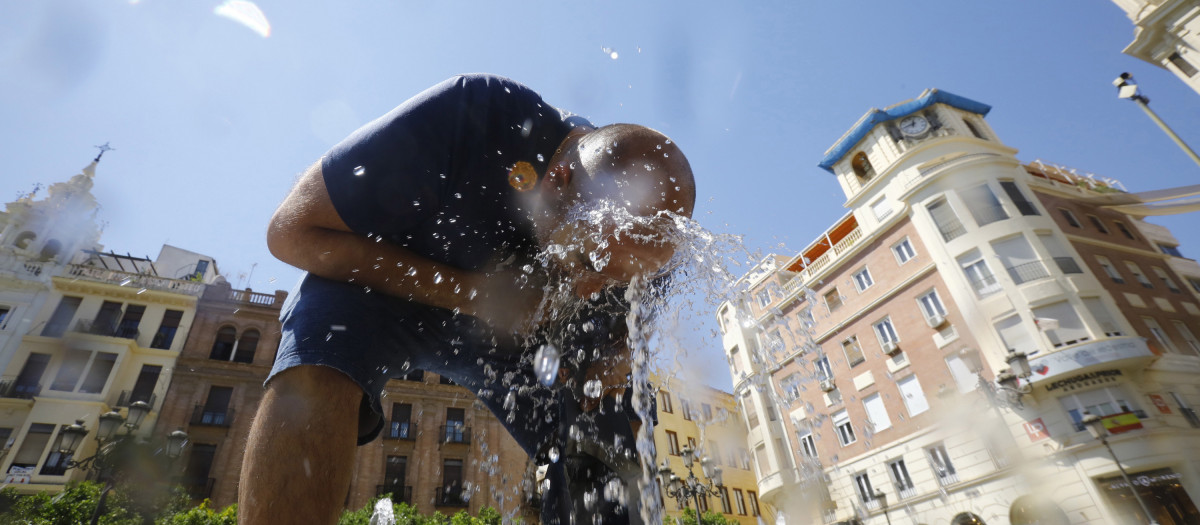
[818, 89, 993, 172]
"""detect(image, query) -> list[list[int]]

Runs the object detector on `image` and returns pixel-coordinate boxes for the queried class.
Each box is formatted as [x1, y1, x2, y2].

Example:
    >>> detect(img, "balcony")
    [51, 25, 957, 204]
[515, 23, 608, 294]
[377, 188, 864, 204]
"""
[64, 264, 205, 296]
[968, 274, 1002, 297]
[783, 215, 864, 287]
[191, 405, 234, 427]
[115, 390, 156, 407]
[441, 424, 470, 444]
[0, 378, 41, 399]
[864, 497, 882, 511]
[72, 319, 140, 340]
[384, 421, 416, 440]
[936, 471, 960, 486]
[1006, 260, 1051, 285]
[376, 485, 413, 503]
[897, 486, 918, 500]
[435, 487, 469, 507]
[937, 219, 967, 242]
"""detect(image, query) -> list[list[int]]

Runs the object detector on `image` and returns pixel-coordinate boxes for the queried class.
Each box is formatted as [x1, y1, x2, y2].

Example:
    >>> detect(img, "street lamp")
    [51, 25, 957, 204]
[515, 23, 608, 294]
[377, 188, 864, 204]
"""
[871, 488, 892, 525]
[1112, 72, 1200, 169]
[979, 350, 1034, 409]
[657, 444, 725, 522]
[57, 407, 188, 525]
[1081, 412, 1160, 525]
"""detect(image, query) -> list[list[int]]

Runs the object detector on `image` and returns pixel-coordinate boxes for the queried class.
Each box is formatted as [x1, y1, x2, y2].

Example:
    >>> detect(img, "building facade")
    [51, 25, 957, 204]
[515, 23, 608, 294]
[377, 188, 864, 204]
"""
[719, 90, 1200, 524]
[1113, 0, 1200, 96]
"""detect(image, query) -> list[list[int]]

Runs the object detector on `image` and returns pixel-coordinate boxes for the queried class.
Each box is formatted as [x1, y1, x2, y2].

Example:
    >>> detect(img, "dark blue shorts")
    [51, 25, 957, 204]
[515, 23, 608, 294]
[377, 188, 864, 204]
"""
[270, 273, 641, 460]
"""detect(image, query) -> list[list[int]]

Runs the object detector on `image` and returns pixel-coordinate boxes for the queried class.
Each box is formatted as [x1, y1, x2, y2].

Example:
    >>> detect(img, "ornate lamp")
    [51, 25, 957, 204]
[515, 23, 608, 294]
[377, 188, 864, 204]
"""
[995, 368, 1020, 392]
[1005, 350, 1032, 379]
[97, 410, 126, 442]
[125, 401, 151, 430]
[1081, 411, 1106, 441]
[166, 429, 189, 460]
[59, 419, 90, 455]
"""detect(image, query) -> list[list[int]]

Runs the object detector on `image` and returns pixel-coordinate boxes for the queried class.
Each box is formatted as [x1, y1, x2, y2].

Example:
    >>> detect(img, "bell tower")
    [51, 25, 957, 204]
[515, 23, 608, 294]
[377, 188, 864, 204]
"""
[0, 147, 108, 265]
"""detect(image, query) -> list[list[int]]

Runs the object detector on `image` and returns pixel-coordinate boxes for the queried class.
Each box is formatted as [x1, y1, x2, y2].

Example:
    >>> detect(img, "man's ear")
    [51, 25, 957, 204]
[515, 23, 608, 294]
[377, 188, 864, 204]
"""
[541, 163, 572, 192]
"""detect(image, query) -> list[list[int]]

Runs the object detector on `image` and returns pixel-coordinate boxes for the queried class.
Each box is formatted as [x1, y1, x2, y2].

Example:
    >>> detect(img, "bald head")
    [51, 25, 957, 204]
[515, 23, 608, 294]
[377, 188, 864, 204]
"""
[572, 124, 695, 218]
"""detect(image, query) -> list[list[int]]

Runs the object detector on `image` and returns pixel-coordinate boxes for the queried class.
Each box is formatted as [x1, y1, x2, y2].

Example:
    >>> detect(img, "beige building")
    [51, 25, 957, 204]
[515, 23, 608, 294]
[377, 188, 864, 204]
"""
[1113, 0, 1200, 96]
[720, 90, 1200, 524]
[653, 373, 772, 524]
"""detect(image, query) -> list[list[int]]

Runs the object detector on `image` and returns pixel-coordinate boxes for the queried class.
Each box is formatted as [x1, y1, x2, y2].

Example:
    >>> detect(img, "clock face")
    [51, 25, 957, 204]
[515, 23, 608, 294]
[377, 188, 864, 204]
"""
[899, 115, 929, 136]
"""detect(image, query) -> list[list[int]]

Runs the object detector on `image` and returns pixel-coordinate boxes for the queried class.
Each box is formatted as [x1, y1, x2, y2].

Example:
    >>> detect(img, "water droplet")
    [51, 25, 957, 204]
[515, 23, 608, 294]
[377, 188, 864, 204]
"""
[534, 344, 560, 386]
[353, 166, 366, 177]
[467, 288, 478, 300]
[406, 267, 418, 277]
[548, 446, 560, 463]
[503, 391, 516, 411]
[433, 272, 444, 284]
[119, 278, 133, 286]
[610, 51, 619, 59]
[536, 153, 544, 162]
[454, 192, 462, 199]
[582, 321, 594, 332]
[325, 332, 333, 341]
[136, 288, 147, 295]
[521, 264, 534, 274]
[584, 379, 603, 398]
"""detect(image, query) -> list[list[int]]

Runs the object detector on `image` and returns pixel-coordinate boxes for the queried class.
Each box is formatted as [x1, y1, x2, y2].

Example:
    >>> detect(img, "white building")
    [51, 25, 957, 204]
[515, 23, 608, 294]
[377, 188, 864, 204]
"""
[1113, 0, 1200, 96]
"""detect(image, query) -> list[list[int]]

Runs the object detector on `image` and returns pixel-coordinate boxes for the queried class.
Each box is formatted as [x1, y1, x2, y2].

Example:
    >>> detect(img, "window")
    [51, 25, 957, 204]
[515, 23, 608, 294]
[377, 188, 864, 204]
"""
[842, 336, 865, 367]
[1033, 301, 1090, 348]
[1082, 297, 1124, 337]
[889, 458, 915, 495]
[666, 430, 681, 455]
[729, 346, 743, 376]
[1087, 215, 1110, 234]
[743, 395, 759, 429]
[814, 356, 833, 380]
[871, 198, 894, 221]
[210, 326, 237, 360]
[928, 198, 967, 241]
[995, 315, 1038, 354]
[151, 309, 183, 349]
[927, 444, 957, 483]
[687, 437, 698, 452]
[798, 431, 818, 459]
[1174, 321, 1200, 356]
[182, 444, 217, 499]
[733, 489, 746, 515]
[1143, 317, 1176, 354]
[1038, 233, 1083, 274]
[863, 393, 892, 431]
[12, 354, 49, 398]
[128, 365, 161, 404]
[51, 350, 115, 393]
[235, 329, 259, 363]
[833, 410, 856, 446]
[754, 445, 769, 475]
[681, 398, 692, 421]
[659, 390, 673, 413]
[40, 425, 74, 476]
[1095, 255, 1124, 284]
[0, 306, 10, 329]
[708, 441, 722, 466]
[755, 289, 772, 308]
[1152, 267, 1182, 293]
[852, 267, 874, 292]
[1059, 386, 1143, 432]
[851, 152, 875, 180]
[93, 301, 123, 335]
[824, 288, 843, 312]
[116, 304, 144, 339]
[1113, 220, 1136, 240]
[441, 459, 464, 505]
[1059, 208, 1081, 228]
[853, 472, 875, 503]
[388, 403, 414, 439]
[747, 490, 760, 516]
[1124, 261, 1153, 288]
[944, 354, 979, 393]
[11, 423, 54, 469]
[897, 375, 930, 416]
[1190, 277, 1200, 294]
[873, 318, 899, 346]
[1170, 392, 1200, 428]
[79, 352, 117, 393]
[1158, 243, 1184, 257]
[1000, 181, 1039, 216]
[41, 296, 82, 337]
[1168, 52, 1199, 77]
[960, 183, 1009, 226]
[201, 386, 233, 425]
[994, 234, 1050, 285]
[917, 289, 947, 321]
[959, 252, 1000, 297]
[444, 408, 466, 443]
[702, 403, 713, 421]
[383, 456, 408, 501]
[718, 486, 731, 513]
[780, 373, 802, 401]
[892, 238, 916, 264]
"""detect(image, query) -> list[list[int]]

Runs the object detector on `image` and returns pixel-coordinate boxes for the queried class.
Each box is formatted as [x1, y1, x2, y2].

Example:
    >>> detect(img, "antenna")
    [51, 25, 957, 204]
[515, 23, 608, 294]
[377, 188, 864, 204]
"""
[93, 142, 115, 162]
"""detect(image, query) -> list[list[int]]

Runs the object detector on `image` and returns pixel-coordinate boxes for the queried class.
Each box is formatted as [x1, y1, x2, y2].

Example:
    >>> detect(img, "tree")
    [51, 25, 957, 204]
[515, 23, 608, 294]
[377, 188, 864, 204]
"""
[664, 508, 734, 525]
[0, 482, 143, 525]
[155, 501, 238, 525]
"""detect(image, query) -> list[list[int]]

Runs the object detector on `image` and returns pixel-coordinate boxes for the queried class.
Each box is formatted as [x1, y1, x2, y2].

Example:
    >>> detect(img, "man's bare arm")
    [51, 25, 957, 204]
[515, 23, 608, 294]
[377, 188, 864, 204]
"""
[267, 162, 536, 323]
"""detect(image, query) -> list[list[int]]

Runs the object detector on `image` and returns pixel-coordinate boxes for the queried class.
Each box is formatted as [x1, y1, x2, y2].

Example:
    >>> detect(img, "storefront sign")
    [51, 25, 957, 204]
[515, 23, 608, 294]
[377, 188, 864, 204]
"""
[3, 466, 33, 484]
[1149, 394, 1172, 414]
[1101, 411, 1143, 434]
[1023, 418, 1050, 442]
[1107, 471, 1183, 490]
[1097, 467, 1200, 522]
[1028, 338, 1151, 384]
[1044, 369, 1122, 392]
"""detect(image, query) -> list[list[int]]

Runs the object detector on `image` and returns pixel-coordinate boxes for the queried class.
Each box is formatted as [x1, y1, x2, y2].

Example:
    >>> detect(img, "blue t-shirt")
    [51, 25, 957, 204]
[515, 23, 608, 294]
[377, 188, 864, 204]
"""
[322, 74, 591, 271]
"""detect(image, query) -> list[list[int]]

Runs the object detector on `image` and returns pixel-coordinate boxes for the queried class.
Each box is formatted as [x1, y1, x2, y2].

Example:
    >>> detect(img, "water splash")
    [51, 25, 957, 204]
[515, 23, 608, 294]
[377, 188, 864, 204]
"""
[213, 0, 271, 38]
[368, 497, 394, 525]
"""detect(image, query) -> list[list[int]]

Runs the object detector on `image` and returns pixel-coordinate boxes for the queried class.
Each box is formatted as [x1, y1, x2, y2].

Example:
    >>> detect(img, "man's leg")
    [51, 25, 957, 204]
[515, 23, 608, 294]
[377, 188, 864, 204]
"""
[239, 366, 362, 525]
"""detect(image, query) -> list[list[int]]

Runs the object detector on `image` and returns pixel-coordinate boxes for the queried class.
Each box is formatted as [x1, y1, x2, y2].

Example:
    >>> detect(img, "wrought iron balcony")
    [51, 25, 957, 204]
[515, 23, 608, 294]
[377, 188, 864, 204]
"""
[0, 378, 41, 399]
[441, 424, 470, 444]
[937, 220, 967, 242]
[1006, 260, 1051, 285]
[376, 485, 413, 503]
[435, 486, 469, 507]
[1053, 256, 1083, 274]
[190, 405, 234, 427]
[384, 421, 416, 440]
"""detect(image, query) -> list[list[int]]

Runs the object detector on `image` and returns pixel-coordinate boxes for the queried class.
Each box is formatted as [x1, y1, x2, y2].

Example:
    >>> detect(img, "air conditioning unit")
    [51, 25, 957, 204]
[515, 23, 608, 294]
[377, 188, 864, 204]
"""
[926, 314, 947, 328]
[882, 341, 901, 355]
[819, 378, 837, 392]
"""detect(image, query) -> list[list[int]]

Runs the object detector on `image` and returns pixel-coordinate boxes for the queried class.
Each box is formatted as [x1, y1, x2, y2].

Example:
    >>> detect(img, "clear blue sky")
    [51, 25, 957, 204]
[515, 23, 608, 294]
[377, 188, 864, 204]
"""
[3, 1, 1198, 390]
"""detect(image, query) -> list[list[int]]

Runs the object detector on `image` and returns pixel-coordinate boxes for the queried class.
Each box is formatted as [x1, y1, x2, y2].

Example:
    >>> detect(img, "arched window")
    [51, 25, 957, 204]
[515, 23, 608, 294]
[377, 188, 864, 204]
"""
[951, 512, 986, 525]
[851, 152, 875, 180]
[209, 326, 237, 361]
[38, 239, 62, 261]
[13, 231, 36, 249]
[234, 329, 259, 363]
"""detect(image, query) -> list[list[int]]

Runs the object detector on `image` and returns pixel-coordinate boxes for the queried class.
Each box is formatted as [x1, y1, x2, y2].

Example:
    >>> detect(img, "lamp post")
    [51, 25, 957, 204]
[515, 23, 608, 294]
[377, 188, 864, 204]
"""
[978, 350, 1034, 409]
[57, 402, 189, 525]
[1080, 412, 1159, 525]
[656, 444, 725, 523]
[1112, 72, 1200, 169]
[871, 488, 892, 525]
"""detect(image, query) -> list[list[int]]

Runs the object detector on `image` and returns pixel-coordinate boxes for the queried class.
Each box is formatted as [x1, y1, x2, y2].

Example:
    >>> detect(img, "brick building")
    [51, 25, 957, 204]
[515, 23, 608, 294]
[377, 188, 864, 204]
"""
[719, 89, 1200, 524]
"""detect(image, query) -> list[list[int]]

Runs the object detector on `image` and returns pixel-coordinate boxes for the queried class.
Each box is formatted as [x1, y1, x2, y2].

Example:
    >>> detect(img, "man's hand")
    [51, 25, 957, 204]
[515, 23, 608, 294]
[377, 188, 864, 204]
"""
[461, 267, 545, 335]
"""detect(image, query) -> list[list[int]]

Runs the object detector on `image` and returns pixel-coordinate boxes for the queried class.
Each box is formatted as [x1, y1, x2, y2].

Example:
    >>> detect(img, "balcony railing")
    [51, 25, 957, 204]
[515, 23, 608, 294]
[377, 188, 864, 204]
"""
[971, 204, 1009, 226]
[191, 405, 234, 427]
[376, 485, 413, 503]
[936, 471, 960, 486]
[968, 274, 1002, 297]
[898, 486, 918, 499]
[441, 424, 470, 444]
[797, 227, 864, 283]
[1006, 261, 1051, 285]
[71, 319, 141, 341]
[1054, 257, 1083, 274]
[864, 498, 882, 511]
[64, 264, 205, 296]
[435, 487, 469, 507]
[384, 421, 416, 440]
[0, 378, 41, 399]
[937, 220, 967, 242]
[116, 390, 156, 407]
